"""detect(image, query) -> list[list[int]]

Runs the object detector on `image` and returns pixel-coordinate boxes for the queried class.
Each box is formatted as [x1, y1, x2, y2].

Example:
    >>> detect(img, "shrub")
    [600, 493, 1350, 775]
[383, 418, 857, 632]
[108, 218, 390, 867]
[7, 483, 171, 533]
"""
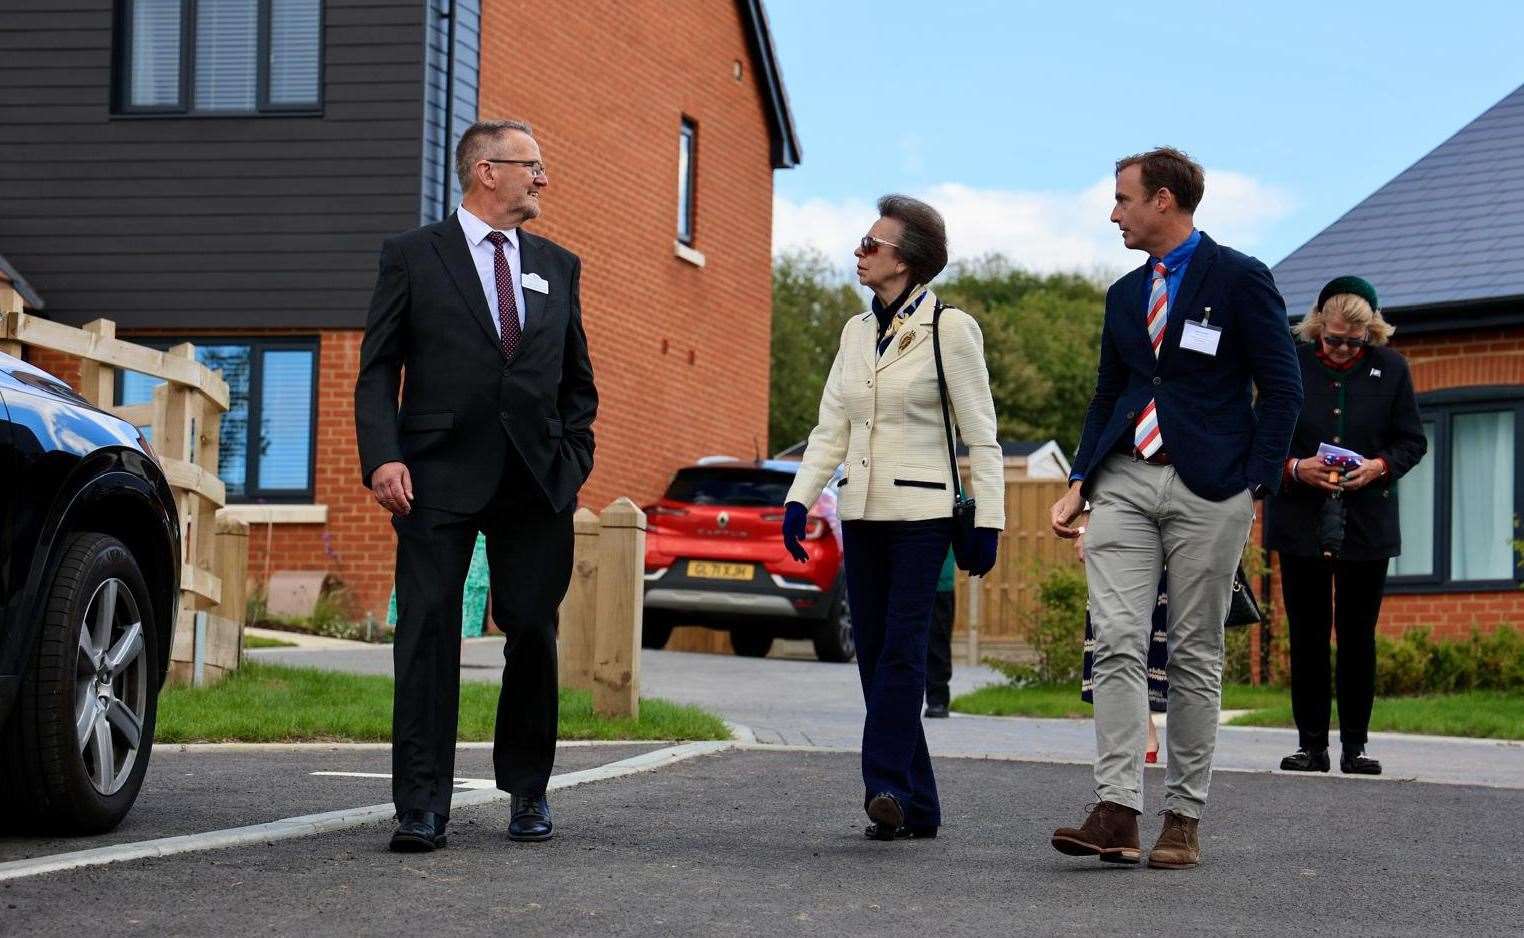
[1022, 565, 1089, 683]
[1375, 625, 1524, 696]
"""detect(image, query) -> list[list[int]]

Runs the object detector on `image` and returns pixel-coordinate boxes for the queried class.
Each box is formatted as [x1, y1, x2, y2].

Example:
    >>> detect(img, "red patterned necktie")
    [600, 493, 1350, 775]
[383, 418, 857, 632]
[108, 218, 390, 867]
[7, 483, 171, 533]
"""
[484, 231, 523, 359]
[1133, 261, 1168, 458]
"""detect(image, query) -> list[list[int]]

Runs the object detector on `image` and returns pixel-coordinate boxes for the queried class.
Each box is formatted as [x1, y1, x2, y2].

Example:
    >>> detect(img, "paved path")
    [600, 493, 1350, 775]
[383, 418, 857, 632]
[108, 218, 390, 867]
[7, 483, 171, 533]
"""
[6, 746, 1520, 936]
[251, 640, 1524, 790]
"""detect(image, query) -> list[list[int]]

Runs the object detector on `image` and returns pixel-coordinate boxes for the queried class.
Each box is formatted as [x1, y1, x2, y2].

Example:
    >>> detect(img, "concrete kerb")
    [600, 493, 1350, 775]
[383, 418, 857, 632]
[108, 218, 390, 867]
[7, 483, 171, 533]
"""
[0, 741, 734, 884]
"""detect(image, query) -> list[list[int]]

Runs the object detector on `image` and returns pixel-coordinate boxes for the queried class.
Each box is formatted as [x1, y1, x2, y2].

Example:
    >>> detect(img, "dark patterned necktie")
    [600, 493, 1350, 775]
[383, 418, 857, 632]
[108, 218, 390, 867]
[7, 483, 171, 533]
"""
[484, 231, 523, 359]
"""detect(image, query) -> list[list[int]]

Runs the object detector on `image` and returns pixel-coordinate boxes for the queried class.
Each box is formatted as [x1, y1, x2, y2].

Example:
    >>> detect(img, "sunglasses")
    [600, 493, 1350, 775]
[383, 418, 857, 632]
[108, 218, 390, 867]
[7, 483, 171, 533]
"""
[1321, 335, 1367, 350]
[858, 235, 900, 255]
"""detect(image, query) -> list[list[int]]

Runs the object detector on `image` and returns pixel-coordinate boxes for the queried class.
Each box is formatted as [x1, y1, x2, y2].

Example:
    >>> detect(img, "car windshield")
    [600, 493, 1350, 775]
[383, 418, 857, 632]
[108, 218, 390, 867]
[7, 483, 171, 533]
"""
[662, 467, 795, 507]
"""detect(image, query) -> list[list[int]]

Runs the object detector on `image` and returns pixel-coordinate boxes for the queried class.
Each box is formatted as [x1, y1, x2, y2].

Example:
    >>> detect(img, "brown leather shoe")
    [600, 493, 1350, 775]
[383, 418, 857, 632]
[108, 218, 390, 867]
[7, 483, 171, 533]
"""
[1147, 810, 1201, 869]
[1051, 801, 1141, 864]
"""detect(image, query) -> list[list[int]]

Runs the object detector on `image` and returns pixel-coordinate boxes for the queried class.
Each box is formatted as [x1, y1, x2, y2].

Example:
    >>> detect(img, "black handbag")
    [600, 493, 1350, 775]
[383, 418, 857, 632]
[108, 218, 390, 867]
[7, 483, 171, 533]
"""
[1224, 564, 1264, 629]
[931, 302, 980, 572]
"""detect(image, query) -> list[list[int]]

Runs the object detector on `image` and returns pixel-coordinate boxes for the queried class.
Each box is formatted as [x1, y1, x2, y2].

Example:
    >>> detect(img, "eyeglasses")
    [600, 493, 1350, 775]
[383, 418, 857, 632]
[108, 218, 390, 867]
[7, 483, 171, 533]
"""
[484, 158, 547, 177]
[1321, 335, 1367, 350]
[858, 235, 900, 255]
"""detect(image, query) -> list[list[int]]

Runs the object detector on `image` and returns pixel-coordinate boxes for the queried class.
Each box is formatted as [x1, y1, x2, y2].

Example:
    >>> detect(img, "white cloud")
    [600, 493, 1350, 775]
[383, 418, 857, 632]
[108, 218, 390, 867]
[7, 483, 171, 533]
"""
[773, 172, 1295, 279]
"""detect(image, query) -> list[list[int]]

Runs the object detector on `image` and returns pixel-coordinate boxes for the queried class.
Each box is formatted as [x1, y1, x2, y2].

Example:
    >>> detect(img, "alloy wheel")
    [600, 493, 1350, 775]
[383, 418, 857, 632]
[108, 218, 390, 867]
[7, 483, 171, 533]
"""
[73, 578, 148, 796]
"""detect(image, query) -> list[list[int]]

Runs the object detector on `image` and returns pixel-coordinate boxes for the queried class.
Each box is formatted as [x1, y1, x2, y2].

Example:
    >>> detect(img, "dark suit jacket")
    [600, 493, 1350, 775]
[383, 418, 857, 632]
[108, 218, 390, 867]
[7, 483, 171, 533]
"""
[354, 214, 597, 515]
[1264, 343, 1427, 560]
[1071, 232, 1303, 501]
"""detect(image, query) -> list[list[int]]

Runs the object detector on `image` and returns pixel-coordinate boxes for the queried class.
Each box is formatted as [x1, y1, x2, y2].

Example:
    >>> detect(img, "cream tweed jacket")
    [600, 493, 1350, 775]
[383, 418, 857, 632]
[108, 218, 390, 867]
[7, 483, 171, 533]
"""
[786, 286, 1005, 530]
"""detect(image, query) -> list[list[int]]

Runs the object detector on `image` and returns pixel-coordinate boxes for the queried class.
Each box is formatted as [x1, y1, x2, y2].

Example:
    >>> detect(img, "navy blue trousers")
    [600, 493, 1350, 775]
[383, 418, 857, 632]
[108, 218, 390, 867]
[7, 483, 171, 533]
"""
[842, 518, 952, 828]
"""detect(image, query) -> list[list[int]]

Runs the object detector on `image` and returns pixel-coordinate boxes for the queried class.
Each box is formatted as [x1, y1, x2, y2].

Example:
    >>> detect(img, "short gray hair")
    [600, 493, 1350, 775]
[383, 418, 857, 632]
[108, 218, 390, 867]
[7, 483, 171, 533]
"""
[455, 119, 535, 193]
[876, 194, 948, 285]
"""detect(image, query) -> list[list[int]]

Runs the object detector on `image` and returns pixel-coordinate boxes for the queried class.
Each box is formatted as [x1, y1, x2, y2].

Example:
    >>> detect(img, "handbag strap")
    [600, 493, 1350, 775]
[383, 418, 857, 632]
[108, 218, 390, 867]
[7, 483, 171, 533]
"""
[931, 302, 965, 501]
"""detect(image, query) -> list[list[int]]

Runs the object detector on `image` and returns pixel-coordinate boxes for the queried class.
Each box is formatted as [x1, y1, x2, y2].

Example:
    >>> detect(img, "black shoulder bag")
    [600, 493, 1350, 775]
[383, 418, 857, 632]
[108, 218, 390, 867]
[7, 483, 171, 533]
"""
[1224, 565, 1264, 629]
[932, 302, 980, 572]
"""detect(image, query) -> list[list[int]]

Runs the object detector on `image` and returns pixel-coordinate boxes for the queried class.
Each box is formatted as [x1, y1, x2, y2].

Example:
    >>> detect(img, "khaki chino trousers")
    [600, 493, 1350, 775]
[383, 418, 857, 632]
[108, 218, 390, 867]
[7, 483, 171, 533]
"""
[1083, 454, 1252, 818]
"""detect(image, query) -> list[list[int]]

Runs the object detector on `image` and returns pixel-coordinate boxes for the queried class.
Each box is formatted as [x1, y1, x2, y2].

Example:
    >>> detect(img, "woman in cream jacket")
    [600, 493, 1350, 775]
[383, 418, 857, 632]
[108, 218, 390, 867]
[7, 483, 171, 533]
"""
[781, 194, 1004, 841]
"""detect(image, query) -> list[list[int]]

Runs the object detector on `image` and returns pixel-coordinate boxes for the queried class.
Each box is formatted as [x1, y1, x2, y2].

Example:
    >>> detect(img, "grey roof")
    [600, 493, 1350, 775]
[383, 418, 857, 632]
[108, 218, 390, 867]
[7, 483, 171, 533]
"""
[1272, 82, 1524, 316]
[0, 252, 44, 310]
[739, 0, 801, 169]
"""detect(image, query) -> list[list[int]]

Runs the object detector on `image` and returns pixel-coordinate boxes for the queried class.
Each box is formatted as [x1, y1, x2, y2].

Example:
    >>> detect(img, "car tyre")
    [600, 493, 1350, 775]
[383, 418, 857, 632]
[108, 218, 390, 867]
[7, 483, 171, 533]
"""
[812, 592, 855, 663]
[0, 533, 160, 835]
[642, 617, 673, 650]
[729, 629, 773, 658]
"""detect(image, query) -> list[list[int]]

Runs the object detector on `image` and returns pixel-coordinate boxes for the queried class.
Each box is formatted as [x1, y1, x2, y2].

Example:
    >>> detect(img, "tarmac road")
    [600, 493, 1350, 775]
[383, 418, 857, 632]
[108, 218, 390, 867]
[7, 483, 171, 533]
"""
[4, 747, 1519, 937]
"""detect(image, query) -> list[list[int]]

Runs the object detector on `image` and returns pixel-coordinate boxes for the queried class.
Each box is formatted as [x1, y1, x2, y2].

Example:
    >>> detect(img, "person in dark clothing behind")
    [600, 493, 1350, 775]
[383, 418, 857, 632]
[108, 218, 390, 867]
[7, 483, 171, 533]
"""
[924, 548, 957, 718]
[1265, 276, 1427, 776]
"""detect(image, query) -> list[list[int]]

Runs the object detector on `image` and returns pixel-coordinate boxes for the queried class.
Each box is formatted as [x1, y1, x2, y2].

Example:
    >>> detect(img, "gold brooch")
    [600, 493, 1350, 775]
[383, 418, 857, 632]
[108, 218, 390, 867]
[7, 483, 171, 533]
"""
[897, 329, 916, 352]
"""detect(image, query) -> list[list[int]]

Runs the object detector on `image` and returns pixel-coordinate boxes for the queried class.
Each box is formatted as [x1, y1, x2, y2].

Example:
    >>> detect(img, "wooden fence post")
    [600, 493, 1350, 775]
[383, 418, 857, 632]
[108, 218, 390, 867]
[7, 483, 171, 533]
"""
[0, 284, 23, 358]
[77, 319, 116, 408]
[207, 514, 249, 682]
[557, 507, 601, 693]
[592, 498, 646, 718]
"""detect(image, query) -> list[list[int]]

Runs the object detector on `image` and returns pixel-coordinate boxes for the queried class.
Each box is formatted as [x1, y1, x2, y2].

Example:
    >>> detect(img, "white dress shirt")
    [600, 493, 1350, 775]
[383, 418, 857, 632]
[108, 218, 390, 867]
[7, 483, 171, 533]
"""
[457, 205, 527, 333]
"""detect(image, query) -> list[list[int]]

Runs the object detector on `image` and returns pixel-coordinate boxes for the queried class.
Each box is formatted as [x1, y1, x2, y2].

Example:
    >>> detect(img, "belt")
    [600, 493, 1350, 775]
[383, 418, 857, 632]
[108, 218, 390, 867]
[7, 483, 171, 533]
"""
[1112, 441, 1172, 466]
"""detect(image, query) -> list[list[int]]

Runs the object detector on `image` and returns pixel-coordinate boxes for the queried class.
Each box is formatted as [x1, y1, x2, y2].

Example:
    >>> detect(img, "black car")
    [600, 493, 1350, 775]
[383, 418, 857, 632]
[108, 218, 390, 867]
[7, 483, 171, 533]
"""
[0, 352, 181, 834]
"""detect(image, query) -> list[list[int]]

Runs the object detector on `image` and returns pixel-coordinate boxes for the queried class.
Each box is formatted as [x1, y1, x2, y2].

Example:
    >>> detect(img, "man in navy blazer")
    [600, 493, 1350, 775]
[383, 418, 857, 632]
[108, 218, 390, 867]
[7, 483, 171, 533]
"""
[1049, 147, 1301, 870]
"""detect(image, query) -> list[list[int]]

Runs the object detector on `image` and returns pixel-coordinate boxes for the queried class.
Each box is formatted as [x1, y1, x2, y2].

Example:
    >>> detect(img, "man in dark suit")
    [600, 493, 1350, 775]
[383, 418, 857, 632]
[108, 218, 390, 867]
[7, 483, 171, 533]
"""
[355, 118, 597, 852]
[1048, 147, 1301, 870]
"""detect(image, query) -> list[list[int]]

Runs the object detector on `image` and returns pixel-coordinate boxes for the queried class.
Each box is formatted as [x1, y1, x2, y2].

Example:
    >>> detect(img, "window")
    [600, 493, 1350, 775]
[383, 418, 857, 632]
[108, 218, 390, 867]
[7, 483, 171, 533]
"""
[119, 338, 318, 503]
[677, 118, 697, 244]
[115, 0, 322, 114]
[1388, 388, 1523, 591]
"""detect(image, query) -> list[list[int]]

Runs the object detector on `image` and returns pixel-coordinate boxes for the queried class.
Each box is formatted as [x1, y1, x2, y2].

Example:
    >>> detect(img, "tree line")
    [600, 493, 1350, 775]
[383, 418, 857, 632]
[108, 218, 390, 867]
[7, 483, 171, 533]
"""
[769, 250, 1108, 458]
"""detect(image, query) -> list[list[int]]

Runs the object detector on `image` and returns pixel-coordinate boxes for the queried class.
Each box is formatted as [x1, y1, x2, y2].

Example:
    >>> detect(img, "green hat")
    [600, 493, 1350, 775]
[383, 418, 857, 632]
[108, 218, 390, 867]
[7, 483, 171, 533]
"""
[1317, 275, 1379, 312]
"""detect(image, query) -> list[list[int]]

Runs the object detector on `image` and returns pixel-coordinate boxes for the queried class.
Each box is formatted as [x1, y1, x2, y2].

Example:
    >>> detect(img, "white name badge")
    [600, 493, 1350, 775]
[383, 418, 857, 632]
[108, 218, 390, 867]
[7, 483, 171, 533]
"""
[523, 272, 550, 294]
[1180, 319, 1222, 356]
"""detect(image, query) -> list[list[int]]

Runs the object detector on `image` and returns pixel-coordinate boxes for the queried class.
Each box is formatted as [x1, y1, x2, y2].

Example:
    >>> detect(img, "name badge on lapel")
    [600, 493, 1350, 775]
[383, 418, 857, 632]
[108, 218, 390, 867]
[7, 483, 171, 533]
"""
[1180, 317, 1221, 356]
[523, 272, 550, 294]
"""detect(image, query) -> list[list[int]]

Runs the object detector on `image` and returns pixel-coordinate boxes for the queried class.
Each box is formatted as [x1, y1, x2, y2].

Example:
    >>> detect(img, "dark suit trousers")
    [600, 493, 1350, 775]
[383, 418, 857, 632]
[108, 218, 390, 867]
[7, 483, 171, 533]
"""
[390, 461, 574, 818]
[924, 590, 956, 709]
[842, 518, 951, 828]
[1280, 553, 1389, 751]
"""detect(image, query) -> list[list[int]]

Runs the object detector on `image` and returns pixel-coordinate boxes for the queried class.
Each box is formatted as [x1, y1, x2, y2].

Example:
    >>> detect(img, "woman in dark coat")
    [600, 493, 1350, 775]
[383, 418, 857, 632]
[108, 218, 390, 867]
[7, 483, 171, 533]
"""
[1264, 276, 1427, 776]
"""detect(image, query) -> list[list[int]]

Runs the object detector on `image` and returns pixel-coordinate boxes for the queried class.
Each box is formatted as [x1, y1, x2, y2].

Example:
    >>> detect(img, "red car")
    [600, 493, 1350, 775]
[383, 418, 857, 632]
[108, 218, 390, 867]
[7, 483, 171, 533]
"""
[642, 458, 853, 662]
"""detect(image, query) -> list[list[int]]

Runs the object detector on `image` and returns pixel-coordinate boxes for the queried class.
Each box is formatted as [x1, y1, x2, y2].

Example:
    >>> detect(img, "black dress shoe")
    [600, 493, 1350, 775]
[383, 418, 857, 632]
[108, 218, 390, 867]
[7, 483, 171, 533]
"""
[509, 794, 553, 842]
[1341, 748, 1382, 775]
[865, 791, 904, 839]
[389, 809, 447, 852]
[1279, 748, 1330, 772]
[924, 704, 950, 719]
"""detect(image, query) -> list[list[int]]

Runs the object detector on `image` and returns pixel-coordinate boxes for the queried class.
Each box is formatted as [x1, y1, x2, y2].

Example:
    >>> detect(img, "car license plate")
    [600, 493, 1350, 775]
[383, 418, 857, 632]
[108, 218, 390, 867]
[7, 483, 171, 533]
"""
[687, 561, 755, 581]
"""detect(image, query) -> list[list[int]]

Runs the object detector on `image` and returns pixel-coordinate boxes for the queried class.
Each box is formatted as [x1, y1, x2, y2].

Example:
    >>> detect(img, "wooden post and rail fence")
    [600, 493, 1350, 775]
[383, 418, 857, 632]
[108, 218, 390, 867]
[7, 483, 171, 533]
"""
[1, 281, 249, 687]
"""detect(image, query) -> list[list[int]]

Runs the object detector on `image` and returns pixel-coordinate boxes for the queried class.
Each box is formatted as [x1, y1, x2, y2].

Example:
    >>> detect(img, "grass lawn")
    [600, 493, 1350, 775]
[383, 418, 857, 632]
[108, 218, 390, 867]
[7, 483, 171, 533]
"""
[1227, 691, 1524, 741]
[951, 682, 1289, 719]
[157, 662, 730, 743]
[243, 634, 297, 650]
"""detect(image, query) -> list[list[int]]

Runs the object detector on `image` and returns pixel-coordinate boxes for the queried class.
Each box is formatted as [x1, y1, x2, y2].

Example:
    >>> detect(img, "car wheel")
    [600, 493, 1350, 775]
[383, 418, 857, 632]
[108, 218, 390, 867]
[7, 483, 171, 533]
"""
[0, 533, 160, 835]
[641, 617, 673, 650]
[729, 629, 773, 658]
[812, 593, 856, 663]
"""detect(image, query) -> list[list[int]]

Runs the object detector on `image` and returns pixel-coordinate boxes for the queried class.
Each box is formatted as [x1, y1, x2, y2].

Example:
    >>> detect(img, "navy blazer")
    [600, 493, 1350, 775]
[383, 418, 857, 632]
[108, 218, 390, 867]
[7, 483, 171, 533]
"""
[1071, 232, 1303, 502]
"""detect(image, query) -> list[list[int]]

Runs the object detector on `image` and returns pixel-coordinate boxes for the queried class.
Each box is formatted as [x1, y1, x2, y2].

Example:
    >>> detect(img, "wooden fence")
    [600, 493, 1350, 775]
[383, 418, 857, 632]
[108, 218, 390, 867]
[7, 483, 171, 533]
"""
[665, 478, 1078, 663]
[0, 284, 248, 686]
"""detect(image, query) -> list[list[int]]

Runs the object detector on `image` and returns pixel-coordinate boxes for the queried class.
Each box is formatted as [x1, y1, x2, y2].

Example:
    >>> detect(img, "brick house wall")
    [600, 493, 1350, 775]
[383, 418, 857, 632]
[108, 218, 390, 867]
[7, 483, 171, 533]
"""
[26, 2, 781, 621]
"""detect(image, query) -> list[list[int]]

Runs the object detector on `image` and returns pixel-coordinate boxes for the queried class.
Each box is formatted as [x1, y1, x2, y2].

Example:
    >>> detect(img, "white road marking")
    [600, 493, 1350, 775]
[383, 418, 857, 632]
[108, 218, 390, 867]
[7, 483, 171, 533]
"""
[309, 772, 498, 790]
[0, 741, 733, 883]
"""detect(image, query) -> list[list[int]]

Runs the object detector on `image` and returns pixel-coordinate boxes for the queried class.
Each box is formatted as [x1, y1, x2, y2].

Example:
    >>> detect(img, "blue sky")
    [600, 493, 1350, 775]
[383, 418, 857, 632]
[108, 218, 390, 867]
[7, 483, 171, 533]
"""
[764, 1, 1524, 276]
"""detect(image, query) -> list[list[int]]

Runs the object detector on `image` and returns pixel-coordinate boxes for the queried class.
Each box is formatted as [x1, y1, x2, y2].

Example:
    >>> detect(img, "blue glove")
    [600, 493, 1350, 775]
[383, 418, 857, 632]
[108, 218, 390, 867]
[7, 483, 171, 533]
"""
[781, 501, 810, 563]
[968, 528, 1000, 577]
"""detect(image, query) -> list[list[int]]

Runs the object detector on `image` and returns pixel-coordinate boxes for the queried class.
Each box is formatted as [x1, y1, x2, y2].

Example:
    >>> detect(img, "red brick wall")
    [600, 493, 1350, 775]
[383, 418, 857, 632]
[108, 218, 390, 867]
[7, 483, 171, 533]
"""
[478, 0, 776, 510]
[23, 5, 779, 619]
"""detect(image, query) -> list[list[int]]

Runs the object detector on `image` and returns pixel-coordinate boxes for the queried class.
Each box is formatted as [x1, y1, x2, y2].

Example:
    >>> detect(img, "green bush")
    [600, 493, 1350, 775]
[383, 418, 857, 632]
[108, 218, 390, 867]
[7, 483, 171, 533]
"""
[1375, 626, 1524, 696]
[1021, 565, 1089, 683]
